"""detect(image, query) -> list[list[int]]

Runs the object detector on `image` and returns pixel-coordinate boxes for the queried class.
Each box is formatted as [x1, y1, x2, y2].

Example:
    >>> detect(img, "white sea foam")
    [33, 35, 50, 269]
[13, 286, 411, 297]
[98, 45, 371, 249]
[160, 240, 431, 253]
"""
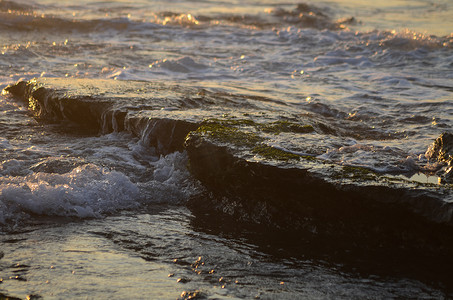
[138, 151, 201, 204]
[0, 159, 30, 176]
[0, 164, 140, 226]
[318, 142, 424, 173]
[0, 133, 199, 227]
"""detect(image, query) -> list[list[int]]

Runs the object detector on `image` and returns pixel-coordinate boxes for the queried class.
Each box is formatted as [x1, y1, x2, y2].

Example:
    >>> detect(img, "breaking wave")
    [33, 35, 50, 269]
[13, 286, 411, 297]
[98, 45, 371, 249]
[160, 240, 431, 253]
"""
[0, 163, 140, 226]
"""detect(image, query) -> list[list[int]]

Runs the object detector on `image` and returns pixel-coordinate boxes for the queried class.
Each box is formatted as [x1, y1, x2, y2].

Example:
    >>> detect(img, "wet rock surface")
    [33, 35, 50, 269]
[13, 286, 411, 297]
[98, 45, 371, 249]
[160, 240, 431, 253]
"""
[5, 78, 453, 224]
[426, 132, 453, 183]
[4, 78, 453, 287]
[184, 124, 453, 288]
[426, 132, 453, 164]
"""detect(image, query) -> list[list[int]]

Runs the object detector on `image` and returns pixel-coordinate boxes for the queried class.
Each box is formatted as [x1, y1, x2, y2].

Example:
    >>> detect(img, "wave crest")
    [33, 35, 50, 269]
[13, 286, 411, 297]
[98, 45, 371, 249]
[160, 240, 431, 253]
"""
[0, 0, 34, 12]
[380, 29, 452, 50]
[0, 163, 140, 227]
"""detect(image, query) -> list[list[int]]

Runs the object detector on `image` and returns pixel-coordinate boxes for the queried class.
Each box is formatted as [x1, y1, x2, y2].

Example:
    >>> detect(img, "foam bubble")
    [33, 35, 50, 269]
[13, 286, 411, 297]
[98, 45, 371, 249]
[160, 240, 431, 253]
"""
[380, 29, 450, 50]
[155, 57, 208, 74]
[0, 164, 140, 226]
[319, 142, 423, 173]
[138, 151, 202, 204]
[0, 159, 30, 176]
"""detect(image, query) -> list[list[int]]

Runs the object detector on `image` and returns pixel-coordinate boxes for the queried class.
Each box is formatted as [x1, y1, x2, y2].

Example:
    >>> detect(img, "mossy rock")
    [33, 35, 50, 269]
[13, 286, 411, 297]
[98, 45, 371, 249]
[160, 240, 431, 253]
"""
[195, 119, 263, 148]
[259, 120, 314, 134]
[337, 165, 378, 181]
[252, 144, 301, 161]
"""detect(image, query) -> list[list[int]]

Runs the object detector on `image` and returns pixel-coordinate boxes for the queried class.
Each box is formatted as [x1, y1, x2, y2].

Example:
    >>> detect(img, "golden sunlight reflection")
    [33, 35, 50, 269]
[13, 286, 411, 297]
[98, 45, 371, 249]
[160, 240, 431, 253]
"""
[157, 13, 199, 27]
[11, 232, 183, 299]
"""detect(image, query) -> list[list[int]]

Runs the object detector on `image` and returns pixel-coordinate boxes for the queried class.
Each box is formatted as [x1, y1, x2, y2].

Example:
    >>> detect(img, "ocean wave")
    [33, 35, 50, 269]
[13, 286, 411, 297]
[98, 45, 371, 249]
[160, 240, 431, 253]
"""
[0, 10, 160, 33]
[151, 56, 209, 73]
[266, 3, 356, 30]
[0, 163, 140, 226]
[0, 0, 34, 12]
[0, 150, 201, 229]
[0, 6, 200, 33]
[1, 0, 452, 46]
[153, 11, 200, 27]
[168, 3, 357, 30]
[379, 29, 453, 50]
[0, 2, 355, 33]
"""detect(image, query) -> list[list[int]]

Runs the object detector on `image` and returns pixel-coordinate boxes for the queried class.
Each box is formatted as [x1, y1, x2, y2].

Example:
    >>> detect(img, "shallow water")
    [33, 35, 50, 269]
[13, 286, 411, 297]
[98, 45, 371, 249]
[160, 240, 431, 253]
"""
[2, 208, 449, 299]
[1, 0, 452, 298]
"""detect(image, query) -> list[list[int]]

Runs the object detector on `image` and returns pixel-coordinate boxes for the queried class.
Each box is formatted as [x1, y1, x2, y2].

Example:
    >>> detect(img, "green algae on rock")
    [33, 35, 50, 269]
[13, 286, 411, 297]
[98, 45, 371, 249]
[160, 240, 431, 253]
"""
[192, 118, 317, 160]
[259, 120, 315, 134]
[337, 165, 379, 181]
[195, 119, 263, 148]
[252, 145, 301, 161]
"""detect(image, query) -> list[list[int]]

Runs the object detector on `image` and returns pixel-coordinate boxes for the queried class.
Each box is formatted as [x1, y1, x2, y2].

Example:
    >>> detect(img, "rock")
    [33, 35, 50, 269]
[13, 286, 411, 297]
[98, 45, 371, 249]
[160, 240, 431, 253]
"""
[4, 78, 453, 279]
[185, 118, 453, 223]
[4, 78, 204, 155]
[426, 132, 453, 165]
[426, 132, 453, 183]
[185, 119, 453, 281]
[4, 77, 453, 286]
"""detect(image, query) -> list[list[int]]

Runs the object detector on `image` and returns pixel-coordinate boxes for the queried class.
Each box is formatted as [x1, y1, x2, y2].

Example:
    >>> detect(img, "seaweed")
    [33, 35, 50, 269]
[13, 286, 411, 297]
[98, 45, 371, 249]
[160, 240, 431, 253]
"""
[195, 118, 317, 159]
[252, 145, 301, 161]
[338, 165, 378, 181]
[196, 120, 263, 147]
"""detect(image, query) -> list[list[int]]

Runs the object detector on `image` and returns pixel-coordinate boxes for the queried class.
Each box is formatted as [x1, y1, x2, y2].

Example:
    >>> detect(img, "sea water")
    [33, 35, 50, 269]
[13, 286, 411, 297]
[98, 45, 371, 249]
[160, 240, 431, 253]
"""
[0, 0, 452, 298]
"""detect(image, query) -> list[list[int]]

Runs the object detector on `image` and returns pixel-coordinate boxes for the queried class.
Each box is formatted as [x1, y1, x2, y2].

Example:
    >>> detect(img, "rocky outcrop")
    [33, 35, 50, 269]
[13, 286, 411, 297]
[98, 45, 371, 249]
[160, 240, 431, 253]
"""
[4, 78, 453, 258]
[426, 132, 453, 183]
[185, 119, 453, 224]
[5, 80, 112, 131]
[4, 78, 201, 155]
[185, 126, 453, 227]
[4, 77, 453, 285]
[426, 132, 453, 164]
[185, 126, 453, 287]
